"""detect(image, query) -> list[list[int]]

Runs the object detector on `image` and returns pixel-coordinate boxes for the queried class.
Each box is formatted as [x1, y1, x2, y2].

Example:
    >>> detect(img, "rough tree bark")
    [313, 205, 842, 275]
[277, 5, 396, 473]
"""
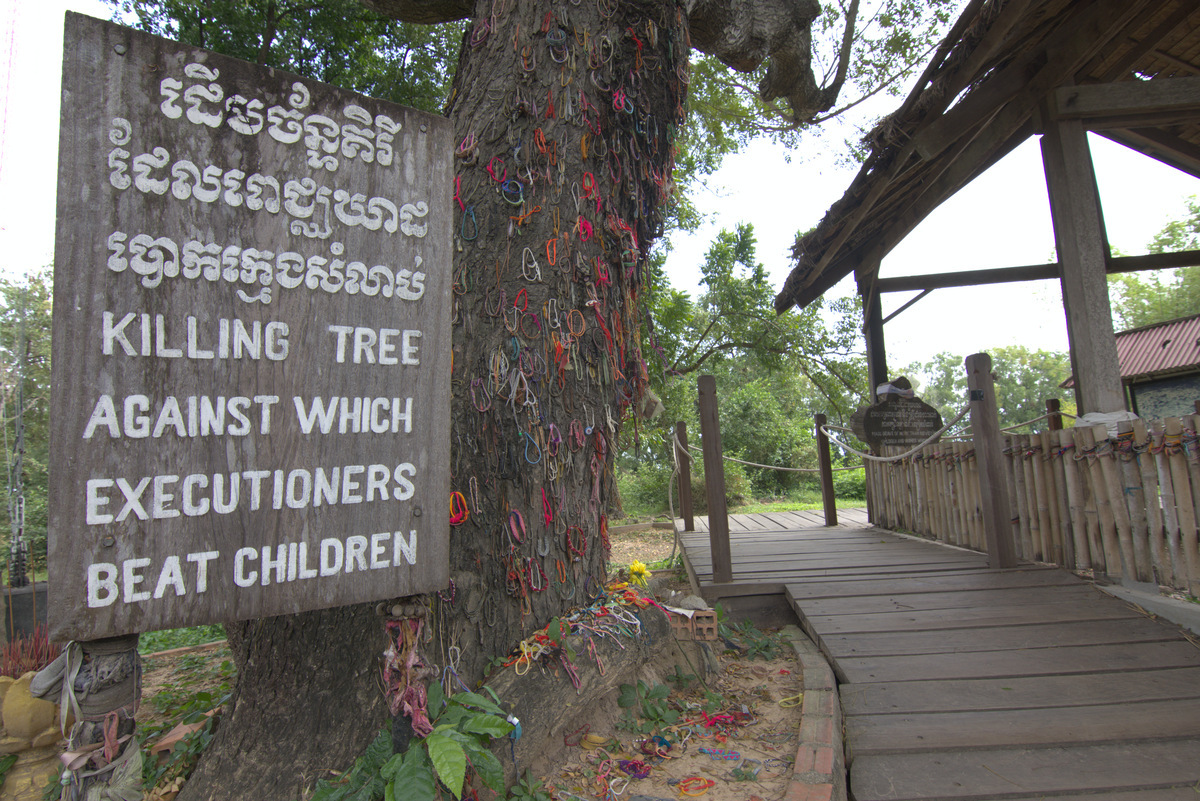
[180, 2, 834, 798]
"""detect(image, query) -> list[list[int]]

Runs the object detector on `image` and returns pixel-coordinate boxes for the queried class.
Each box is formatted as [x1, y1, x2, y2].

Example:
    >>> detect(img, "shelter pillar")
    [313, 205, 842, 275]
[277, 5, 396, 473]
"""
[858, 268, 888, 395]
[1039, 111, 1124, 413]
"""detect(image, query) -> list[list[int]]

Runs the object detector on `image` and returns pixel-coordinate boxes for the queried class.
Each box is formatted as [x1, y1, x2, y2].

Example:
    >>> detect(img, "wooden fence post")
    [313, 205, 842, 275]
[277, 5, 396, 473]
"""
[1046, 398, 1062, 431]
[697, 376, 733, 584]
[675, 421, 695, 532]
[966, 353, 1018, 568]
[815, 413, 838, 527]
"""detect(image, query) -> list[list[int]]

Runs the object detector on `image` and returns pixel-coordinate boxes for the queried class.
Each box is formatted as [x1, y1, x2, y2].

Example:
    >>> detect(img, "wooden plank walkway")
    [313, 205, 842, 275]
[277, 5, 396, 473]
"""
[678, 511, 1200, 800]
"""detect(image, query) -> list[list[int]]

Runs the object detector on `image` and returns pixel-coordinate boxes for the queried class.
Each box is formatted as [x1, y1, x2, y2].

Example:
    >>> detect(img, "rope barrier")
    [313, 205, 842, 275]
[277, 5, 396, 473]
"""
[999, 409, 1077, 433]
[670, 430, 863, 475]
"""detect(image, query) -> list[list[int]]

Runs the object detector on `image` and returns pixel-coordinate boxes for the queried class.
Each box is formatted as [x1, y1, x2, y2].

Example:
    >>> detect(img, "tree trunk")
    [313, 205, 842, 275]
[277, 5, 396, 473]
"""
[179, 605, 388, 800]
[182, 1, 688, 796]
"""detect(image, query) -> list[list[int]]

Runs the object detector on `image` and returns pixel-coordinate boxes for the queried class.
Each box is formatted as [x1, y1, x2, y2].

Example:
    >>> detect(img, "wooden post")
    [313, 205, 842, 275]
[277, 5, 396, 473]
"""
[697, 376, 733, 585]
[965, 353, 1017, 568]
[675, 421, 695, 532]
[860, 280, 888, 392]
[1040, 110, 1124, 414]
[814, 413, 838, 527]
[1046, 398, 1063, 431]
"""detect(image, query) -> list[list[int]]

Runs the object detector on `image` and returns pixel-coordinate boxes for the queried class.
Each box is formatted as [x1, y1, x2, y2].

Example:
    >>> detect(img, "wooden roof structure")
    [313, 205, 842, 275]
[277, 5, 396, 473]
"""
[774, 0, 1200, 316]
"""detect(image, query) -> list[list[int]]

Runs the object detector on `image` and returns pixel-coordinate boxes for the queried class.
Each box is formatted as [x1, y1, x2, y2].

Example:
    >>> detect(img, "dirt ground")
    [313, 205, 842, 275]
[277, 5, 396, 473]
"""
[139, 527, 806, 801]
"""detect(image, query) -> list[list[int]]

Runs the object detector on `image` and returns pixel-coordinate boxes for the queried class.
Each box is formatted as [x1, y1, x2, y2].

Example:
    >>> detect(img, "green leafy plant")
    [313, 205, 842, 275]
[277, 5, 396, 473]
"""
[715, 610, 786, 661]
[0, 753, 18, 789]
[311, 685, 514, 801]
[701, 689, 726, 713]
[617, 680, 679, 734]
[138, 659, 235, 791]
[665, 664, 696, 691]
[506, 769, 553, 801]
[309, 727, 394, 801]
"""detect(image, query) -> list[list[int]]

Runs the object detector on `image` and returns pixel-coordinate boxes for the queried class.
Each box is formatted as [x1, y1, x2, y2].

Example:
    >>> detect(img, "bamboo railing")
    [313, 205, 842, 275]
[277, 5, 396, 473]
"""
[865, 415, 1200, 594]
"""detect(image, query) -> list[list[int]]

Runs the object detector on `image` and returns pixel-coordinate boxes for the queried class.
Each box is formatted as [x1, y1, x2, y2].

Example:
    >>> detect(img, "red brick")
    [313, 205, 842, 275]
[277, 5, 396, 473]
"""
[784, 782, 835, 801]
[800, 711, 835, 745]
[793, 744, 817, 773]
[813, 744, 835, 776]
[803, 688, 837, 718]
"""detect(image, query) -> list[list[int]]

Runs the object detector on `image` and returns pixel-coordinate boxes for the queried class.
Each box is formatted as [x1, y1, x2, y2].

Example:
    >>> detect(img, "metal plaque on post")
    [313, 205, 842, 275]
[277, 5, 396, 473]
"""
[49, 13, 453, 641]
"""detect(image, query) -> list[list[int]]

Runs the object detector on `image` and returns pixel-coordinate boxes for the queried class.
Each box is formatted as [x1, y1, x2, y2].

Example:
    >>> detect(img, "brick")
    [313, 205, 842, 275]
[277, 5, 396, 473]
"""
[800, 713, 834, 745]
[784, 782, 834, 801]
[813, 744, 835, 776]
[793, 744, 817, 774]
[803, 688, 837, 718]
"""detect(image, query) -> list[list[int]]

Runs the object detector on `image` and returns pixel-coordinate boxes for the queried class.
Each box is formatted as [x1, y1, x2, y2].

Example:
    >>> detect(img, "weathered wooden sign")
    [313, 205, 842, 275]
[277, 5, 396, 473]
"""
[49, 13, 452, 641]
[860, 396, 943, 451]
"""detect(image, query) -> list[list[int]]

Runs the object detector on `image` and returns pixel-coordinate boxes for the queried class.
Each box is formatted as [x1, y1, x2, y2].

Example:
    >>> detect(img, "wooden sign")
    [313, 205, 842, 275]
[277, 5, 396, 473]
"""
[49, 13, 453, 641]
[860, 396, 943, 451]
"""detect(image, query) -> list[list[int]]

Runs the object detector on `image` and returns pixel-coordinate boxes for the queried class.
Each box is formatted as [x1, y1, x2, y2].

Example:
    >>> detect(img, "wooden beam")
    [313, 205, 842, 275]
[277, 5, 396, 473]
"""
[915, 0, 1151, 162]
[779, 0, 1151, 314]
[1150, 49, 1200, 76]
[1101, 127, 1200, 180]
[1110, 249, 1200, 272]
[1054, 77, 1200, 121]
[1089, 2, 1199, 83]
[873, 248, 1200, 296]
[1079, 109, 1200, 130]
[1041, 112, 1125, 414]
[881, 289, 931, 323]
[878, 263, 1058, 293]
[860, 273, 887, 391]
[697, 375, 732, 585]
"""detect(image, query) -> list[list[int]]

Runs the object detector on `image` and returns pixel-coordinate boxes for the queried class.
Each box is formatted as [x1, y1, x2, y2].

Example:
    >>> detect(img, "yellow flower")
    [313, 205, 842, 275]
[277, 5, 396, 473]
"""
[628, 560, 649, 587]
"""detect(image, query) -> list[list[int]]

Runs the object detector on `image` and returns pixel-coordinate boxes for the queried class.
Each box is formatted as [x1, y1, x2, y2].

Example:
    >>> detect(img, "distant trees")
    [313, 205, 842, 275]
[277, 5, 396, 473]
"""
[0, 271, 51, 575]
[108, 0, 461, 112]
[902, 346, 1075, 430]
[626, 224, 866, 501]
[1109, 196, 1200, 329]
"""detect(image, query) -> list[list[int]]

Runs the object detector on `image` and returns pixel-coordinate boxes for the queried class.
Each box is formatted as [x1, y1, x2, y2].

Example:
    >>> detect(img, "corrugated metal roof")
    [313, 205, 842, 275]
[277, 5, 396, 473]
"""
[1115, 313, 1200, 380]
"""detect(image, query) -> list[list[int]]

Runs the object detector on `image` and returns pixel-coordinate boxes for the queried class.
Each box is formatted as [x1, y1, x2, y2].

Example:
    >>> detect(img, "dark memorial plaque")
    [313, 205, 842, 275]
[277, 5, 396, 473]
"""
[860, 396, 943, 451]
[49, 13, 453, 641]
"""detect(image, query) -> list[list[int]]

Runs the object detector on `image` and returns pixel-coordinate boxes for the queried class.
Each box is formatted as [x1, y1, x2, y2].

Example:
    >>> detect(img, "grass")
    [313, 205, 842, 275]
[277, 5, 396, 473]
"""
[139, 625, 227, 655]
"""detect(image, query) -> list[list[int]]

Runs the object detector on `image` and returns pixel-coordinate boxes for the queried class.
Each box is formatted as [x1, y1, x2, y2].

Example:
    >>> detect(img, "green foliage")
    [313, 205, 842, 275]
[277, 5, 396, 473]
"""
[139, 659, 235, 791]
[720, 617, 786, 660]
[631, 225, 866, 510]
[617, 680, 679, 734]
[678, 0, 962, 157]
[1109, 196, 1200, 329]
[311, 690, 513, 801]
[0, 271, 52, 575]
[831, 468, 867, 500]
[310, 728, 395, 801]
[138, 625, 227, 655]
[107, 0, 461, 114]
[903, 346, 1075, 431]
[506, 770, 554, 801]
[0, 753, 17, 788]
[665, 664, 696, 691]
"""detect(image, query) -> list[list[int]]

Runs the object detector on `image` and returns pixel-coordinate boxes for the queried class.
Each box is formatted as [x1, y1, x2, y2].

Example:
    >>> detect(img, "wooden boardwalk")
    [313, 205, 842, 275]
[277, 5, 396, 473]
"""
[678, 511, 1200, 800]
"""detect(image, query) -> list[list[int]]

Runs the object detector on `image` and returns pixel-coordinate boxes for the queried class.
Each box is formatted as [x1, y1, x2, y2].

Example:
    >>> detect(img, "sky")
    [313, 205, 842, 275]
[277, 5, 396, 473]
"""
[664, 132, 1200, 371]
[3, 0, 1199, 372]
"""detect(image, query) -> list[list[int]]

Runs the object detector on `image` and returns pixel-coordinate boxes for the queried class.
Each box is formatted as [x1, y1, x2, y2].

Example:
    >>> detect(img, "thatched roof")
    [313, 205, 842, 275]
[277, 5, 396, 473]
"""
[775, 0, 1200, 313]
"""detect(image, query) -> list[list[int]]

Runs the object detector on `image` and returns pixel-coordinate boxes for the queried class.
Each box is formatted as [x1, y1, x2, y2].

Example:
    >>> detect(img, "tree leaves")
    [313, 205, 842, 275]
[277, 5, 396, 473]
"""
[383, 747, 435, 801]
[425, 730, 467, 800]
